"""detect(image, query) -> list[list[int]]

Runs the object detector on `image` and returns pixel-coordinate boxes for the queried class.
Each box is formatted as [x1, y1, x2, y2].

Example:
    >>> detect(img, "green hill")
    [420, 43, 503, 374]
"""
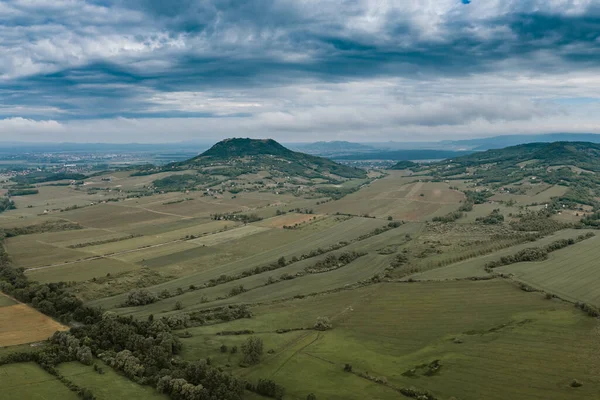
[389, 160, 418, 170]
[182, 138, 367, 179]
[431, 141, 600, 210]
[446, 142, 600, 171]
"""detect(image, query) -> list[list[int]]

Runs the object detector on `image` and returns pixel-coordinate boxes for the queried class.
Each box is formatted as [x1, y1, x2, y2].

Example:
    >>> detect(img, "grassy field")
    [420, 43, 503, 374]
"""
[0, 363, 79, 400]
[2, 159, 600, 400]
[27, 257, 142, 283]
[182, 280, 600, 400]
[0, 294, 16, 307]
[315, 172, 464, 221]
[4, 238, 90, 269]
[57, 361, 168, 400]
[0, 304, 68, 347]
[407, 229, 592, 281]
[499, 234, 600, 306]
[89, 217, 389, 311]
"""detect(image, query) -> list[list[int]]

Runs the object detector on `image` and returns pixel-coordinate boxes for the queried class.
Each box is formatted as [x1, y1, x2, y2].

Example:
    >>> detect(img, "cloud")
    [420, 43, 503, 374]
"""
[1, 0, 600, 141]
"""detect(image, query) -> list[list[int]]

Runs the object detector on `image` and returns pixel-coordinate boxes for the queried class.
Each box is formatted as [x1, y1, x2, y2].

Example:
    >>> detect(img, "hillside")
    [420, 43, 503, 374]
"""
[182, 138, 367, 179]
[440, 133, 600, 151]
[429, 141, 600, 210]
[389, 160, 418, 170]
[442, 142, 600, 171]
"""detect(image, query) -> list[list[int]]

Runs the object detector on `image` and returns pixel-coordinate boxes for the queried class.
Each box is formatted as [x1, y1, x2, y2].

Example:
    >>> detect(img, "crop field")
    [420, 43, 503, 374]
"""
[491, 184, 568, 205]
[256, 213, 321, 228]
[57, 362, 168, 400]
[120, 224, 422, 316]
[7, 186, 125, 218]
[3, 148, 600, 400]
[0, 304, 68, 347]
[316, 173, 464, 221]
[408, 229, 592, 281]
[182, 280, 600, 400]
[27, 257, 141, 283]
[189, 225, 270, 246]
[498, 234, 600, 306]
[0, 363, 79, 400]
[89, 216, 389, 310]
[61, 203, 184, 230]
[4, 238, 89, 269]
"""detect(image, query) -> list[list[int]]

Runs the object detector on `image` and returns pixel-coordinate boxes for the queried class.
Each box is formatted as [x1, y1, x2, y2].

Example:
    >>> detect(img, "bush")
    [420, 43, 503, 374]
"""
[123, 288, 157, 307]
[241, 336, 264, 365]
[255, 379, 286, 399]
[313, 317, 333, 331]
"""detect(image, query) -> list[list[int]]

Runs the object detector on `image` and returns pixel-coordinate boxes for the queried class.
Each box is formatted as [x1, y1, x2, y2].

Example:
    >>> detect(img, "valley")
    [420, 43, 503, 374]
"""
[0, 139, 599, 400]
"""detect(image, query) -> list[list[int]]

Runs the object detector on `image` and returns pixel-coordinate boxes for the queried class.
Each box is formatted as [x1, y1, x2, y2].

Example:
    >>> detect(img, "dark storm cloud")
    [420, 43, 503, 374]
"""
[1, 0, 600, 141]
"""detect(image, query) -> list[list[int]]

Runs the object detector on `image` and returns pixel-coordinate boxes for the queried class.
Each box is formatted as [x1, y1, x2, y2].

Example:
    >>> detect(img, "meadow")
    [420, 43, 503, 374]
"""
[179, 280, 600, 400]
[57, 361, 168, 400]
[0, 363, 79, 400]
[1, 161, 600, 400]
[315, 172, 465, 221]
[499, 234, 600, 306]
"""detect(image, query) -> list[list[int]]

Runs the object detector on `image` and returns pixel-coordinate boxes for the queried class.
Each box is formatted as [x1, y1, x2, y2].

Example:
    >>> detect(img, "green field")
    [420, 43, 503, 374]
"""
[57, 362, 168, 400]
[178, 280, 600, 400]
[0, 363, 79, 400]
[2, 143, 600, 400]
[499, 234, 600, 306]
[90, 216, 389, 310]
[0, 294, 16, 307]
[408, 229, 593, 281]
[315, 173, 465, 221]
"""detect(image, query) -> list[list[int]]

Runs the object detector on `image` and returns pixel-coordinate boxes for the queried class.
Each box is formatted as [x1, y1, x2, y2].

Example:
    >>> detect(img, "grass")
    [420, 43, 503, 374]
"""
[499, 234, 600, 306]
[256, 213, 321, 228]
[0, 293, 16, 308]
[57, 361, 168, 400]
[407, 229, 592, 281]
[0, 304, 68, 347]
[0, 363, 79, 400]
[4, 238, 89, 269]
[26, 257, 141, 283]
[188, 225, 271, 246]
[316, 173, 464, 221]
[89, 217, 389, 311]
[185, 280, 600, 400]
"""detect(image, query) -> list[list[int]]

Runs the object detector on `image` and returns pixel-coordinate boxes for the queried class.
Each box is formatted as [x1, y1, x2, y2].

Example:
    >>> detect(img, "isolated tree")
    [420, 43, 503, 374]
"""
[313, 316, 332, 331]
[241, 336, 264, 365]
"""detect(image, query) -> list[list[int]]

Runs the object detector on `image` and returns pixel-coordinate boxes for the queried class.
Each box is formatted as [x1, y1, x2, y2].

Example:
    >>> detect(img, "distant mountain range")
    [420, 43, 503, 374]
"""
[438, 133, 600, 151]
[288, 133, 600, 160]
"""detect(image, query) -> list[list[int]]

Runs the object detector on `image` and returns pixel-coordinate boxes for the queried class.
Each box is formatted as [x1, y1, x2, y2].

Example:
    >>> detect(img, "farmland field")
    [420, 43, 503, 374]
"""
[408, 229, 593, 281]
[499, 234, 600, 306]
[315, 172, 465, 221]
[2, 142, 600, 400]
[0, 304, 68, 347]
[178, 280, 600, 400]
[57, 362, 168, 400]
[0, 363, 79, 400]
[0, 293, 16, 307]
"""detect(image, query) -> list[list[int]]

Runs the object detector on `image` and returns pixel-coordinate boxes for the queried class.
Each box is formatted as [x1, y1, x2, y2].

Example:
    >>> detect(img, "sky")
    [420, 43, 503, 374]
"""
[1, 0, 600, 143]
